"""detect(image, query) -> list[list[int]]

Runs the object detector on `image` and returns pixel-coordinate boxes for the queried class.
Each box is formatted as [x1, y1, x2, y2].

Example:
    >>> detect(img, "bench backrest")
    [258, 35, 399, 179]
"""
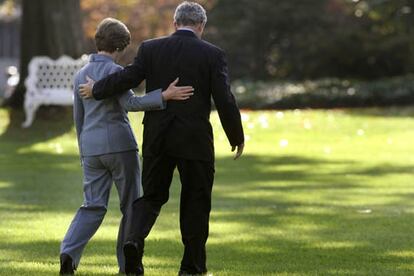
[25, 55, 88, 94]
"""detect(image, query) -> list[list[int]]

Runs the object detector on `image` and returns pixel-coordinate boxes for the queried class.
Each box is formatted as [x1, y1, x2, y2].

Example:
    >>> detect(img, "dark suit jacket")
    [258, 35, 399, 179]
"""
[92, 30, 244, 161]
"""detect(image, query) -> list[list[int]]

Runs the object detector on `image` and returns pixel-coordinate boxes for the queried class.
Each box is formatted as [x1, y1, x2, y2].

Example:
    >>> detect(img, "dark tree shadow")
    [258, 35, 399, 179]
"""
[0, 107, 74, 151]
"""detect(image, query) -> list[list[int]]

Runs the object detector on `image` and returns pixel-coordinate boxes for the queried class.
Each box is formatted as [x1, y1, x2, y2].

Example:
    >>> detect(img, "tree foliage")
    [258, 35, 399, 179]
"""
[81, 0, 215, 65]
[205, 0, 414, 80]
[6, 0, 414, 109]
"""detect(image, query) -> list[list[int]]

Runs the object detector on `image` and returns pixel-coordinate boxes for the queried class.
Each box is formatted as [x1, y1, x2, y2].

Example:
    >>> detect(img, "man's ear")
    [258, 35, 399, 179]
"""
[173, 21, 178, 30]
[197, 23, 205, 33]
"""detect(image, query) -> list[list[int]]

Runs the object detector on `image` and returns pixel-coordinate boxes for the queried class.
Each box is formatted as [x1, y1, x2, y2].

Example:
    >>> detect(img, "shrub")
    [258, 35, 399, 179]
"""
[233, 75, 414, 110]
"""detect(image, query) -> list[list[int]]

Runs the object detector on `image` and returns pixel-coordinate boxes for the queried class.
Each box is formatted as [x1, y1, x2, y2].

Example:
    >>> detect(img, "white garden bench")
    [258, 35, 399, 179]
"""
[22, 55, 88, 128]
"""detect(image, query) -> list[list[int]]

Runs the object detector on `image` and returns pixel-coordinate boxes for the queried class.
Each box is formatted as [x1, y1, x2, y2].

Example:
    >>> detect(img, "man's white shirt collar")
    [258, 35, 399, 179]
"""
[177, 27, 196, 34]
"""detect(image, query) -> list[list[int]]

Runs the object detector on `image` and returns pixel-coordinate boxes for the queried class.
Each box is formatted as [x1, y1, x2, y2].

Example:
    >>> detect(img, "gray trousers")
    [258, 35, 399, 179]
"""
[60, 150, 140, 272]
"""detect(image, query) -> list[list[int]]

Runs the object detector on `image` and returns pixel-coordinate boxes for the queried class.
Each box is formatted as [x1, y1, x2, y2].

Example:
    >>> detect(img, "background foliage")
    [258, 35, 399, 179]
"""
[81, 0, 215, 66]
[2, 0, 414, 108]
[205, 0, 414, 80]
[234, 75, 414, 110]
[79, 0, 414, 81]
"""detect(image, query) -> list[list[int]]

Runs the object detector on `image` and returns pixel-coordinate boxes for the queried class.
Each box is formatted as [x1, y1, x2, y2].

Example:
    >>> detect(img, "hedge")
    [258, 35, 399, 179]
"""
[233, 75, 414, 110]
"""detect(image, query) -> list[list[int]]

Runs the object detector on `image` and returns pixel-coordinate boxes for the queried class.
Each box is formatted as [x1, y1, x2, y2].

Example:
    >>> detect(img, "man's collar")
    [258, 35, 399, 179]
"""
[172, 29, 199, 39]
[177, 27, 196, 34]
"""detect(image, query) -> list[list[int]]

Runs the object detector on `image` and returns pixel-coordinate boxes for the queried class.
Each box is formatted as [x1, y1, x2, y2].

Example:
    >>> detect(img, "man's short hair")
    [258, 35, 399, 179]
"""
[95, 18, 131, 53]
[174, 1, 207, 26]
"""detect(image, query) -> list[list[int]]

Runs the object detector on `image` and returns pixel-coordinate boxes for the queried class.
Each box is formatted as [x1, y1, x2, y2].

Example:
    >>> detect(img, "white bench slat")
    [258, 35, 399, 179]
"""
[22, 55, 88, 128]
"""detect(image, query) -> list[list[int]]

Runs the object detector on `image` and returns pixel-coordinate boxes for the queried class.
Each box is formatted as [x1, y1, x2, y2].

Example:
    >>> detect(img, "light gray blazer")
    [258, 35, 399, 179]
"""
[74, 54, 165, 157]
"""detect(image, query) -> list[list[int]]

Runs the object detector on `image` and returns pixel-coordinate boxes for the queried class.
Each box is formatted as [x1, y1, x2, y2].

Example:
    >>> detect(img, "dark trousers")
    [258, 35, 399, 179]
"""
[126, 153, 214, 274]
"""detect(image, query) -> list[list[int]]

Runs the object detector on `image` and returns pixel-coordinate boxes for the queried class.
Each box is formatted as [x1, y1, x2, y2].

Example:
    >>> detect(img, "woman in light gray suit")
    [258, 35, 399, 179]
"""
[59, 18, 193, 274]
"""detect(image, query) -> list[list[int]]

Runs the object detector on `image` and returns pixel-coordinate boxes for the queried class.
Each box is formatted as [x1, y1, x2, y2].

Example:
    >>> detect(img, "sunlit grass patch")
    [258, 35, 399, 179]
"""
[1, 107, 414, 275]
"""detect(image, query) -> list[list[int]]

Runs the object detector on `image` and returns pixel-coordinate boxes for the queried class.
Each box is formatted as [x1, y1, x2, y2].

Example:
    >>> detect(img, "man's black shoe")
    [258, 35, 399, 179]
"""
[124, 241, 144, 276]
[59, 253, 74, 275]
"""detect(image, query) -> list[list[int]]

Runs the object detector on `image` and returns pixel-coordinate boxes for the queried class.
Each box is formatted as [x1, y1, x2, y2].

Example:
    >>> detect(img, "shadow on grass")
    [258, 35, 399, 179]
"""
[2, 212, 414, 275]
[0, 107, 73, 151]
[0, 108, 82, 214]
[0, 152, 413, 213]
[1, 152, 414, 274]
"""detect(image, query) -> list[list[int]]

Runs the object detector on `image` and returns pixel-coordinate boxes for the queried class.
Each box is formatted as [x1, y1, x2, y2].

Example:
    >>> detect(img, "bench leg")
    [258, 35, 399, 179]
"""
[22, 97, 40, 128]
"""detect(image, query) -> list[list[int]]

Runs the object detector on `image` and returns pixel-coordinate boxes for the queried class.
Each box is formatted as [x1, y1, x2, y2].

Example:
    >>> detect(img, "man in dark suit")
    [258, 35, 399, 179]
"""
[79, 2, 244, 275]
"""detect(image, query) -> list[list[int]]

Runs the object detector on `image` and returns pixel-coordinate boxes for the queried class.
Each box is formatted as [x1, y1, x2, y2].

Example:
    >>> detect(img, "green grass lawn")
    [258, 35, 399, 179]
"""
[1, 107, 414, 275]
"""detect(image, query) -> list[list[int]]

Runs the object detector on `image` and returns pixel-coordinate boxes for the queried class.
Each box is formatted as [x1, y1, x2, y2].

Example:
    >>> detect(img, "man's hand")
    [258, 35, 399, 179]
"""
[232, 143, 244, 160]
[79, 76, 95, 99]
[162, 78, 194, 101]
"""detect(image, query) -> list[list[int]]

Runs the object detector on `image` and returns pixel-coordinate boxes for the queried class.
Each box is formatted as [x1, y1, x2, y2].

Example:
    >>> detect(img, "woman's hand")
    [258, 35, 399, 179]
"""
[162, 78, 194, 101]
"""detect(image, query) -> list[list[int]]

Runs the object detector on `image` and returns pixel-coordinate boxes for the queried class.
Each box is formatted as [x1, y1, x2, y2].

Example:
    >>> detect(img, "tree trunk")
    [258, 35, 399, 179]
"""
[5, 0, 85, 108]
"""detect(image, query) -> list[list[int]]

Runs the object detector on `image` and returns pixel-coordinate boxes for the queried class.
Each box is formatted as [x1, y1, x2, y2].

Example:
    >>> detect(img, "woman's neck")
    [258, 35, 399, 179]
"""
[98, 51, 117, 60]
